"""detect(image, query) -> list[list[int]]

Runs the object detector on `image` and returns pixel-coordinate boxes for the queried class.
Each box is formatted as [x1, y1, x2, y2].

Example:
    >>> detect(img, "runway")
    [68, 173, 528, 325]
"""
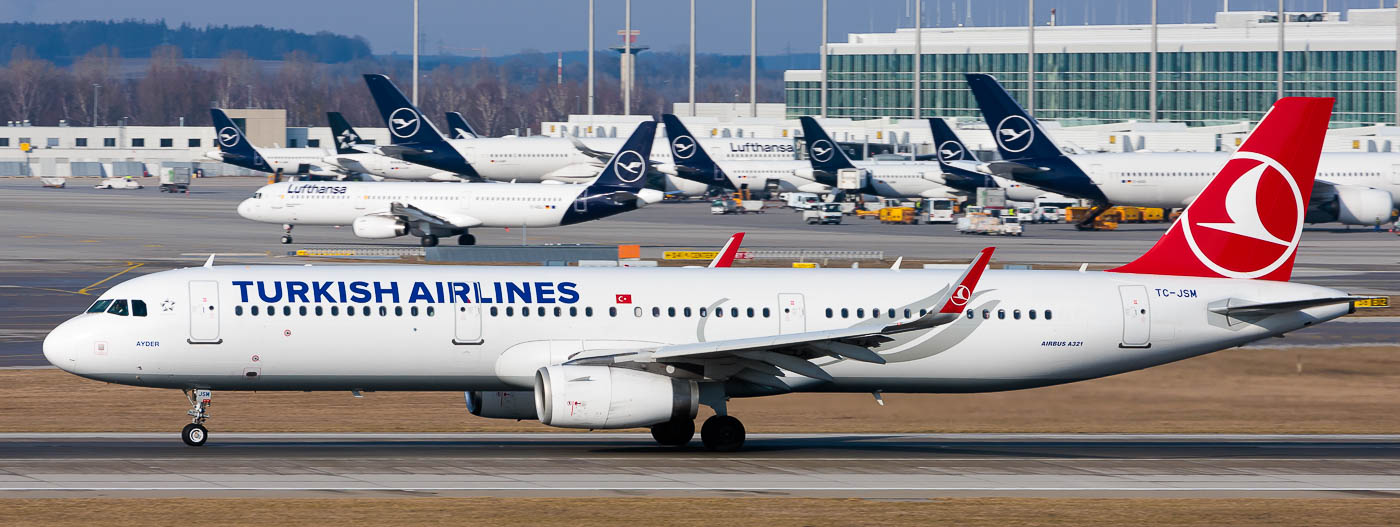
[2, 433, 1399, 498]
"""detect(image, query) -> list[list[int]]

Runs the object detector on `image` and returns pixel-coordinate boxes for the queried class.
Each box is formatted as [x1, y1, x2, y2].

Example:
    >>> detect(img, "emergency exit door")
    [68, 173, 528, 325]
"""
[1118, 285, 1151, 348]
[187, 280, 221, 343]
[777, 293, 806, 334]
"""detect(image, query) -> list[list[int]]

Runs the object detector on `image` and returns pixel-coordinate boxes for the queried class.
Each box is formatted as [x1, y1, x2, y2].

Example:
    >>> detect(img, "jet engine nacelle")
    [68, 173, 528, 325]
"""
[466, 390, 538, 420]
[792, 167, 819, 181]
[664, 174, 709, 197]
[533, 365, 698, 429]
[541, 163, 601, 183]
[351, 215, 408, 239]
[1336, 186, 1394, 225]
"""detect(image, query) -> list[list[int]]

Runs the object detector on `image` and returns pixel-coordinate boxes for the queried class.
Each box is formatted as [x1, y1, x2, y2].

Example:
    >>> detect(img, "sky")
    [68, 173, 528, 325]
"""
[0, 0, 1385, 57]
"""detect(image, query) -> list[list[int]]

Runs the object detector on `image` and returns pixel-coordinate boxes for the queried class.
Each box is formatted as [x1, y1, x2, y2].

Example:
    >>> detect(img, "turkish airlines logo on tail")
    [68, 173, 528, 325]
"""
[1180, 151, 1304, 279]
[949, 285, 972, 306]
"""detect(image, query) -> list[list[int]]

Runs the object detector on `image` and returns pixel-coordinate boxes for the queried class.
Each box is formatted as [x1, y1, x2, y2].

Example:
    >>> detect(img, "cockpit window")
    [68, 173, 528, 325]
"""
[87, 299, 113, 313]
[107, 299, 129, 316]
[132, 300, 147, 317]
[253, 192, 262, 199]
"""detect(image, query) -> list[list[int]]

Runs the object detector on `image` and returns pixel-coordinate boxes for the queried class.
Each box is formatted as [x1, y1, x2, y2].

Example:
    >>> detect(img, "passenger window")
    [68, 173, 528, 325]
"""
[426, 306, 434, 317]
[235, 306, 244, 316]
[283, 306, 292, 316]
[668, 307, 676, 317]
[521, 307, 530, 317]
[332, 306, 340, 316]
[684, 307, 692, 317]
[107, 299, 129, 316]
[411, 306, 419, 316]
[634, 307, 643, 317]
[362, 306, 370, 316]
[506, 307, 514, 316]
[904, 308, 912, 318]
[251, 305, 260, 316]
[919, 309, 927, 316]
[1013, 309, 1021, 320]
[132, 300, 147, 317]
[379, 306, 388, 316]
[982, 309, 989, 319]
[87, 299, 113, 313]
[699, 307, 708, 317]
[841, 308, 849, 318]
[857, 308, 865, 318]
[653, 307, 661, 317]
[315, 306, 324, 316]
[537, 306, 546, 316]
[609, 307, 617, 317]
[730, 307, 739, 317]
[299, 306, 308, 316]
[762, 308, 770, 318]
[569, 307, 577, 317]
[1045, 310, 1053, 320]
[997, 309, 1006, 320]
[716, 308, 724, 318]
[871, 309, 879, 319]
[1029, 309, 1037, 320]
[826, 308, 833, 318]
[887, 308, 896, 319]
[585, 307, 594, 317]
[746, 307, 754, 318]
[965, 309, 973, 319]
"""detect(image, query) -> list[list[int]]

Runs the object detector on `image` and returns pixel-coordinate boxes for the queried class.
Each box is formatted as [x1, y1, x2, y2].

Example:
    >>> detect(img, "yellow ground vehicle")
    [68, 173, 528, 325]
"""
[1066, 206, 1121, 230]
[879, 207, 919, 224]
[1113, 206, 1143, 223]
[856, 209, 881, 219]
[1141, 207, 1165, 222]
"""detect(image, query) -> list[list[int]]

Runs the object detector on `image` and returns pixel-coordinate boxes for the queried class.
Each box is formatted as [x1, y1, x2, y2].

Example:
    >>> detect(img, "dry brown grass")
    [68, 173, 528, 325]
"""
[4, 346, 1400, 434]
[4, 497, 1400, 526]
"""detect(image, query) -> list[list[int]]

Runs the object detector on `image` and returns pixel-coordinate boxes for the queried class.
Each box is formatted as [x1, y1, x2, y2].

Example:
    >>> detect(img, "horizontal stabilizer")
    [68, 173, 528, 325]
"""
[1208, 296, 1375, 316]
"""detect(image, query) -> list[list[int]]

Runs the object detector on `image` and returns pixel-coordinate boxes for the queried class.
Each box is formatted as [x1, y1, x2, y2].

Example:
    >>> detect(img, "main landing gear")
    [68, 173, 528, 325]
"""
[649, 415, 746, 451]
[458, 233, 476, 245]
[420, 234, 439, 247]
[280, 224, 293, 244]
[182, 388, 212, 447]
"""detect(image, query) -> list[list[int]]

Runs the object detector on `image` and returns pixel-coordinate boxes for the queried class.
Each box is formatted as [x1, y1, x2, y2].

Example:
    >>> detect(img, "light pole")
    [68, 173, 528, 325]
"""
[588, 0, 595, 116]
[689, 0, 696, 116]
[820, 0, 828, 118]
[749, 0, 757, 118]
[412, 0, 419, 105]
[91, 84, 100, 126]
[625, 0, 632, 116]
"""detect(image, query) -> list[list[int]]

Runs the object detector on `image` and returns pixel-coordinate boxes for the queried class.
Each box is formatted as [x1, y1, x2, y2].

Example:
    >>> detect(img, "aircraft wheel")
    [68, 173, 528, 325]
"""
[181, 423, 208, 447]
[650, 418, 695, 447]
[700, 415, 745, 452]
[421, 235, 439, 247]
[458, 234, 476, 246]
[280, 235, 292, 244]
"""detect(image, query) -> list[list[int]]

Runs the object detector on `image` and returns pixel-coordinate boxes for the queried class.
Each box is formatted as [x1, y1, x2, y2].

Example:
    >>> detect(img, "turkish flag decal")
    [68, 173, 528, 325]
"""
[615, 294, 632, 304]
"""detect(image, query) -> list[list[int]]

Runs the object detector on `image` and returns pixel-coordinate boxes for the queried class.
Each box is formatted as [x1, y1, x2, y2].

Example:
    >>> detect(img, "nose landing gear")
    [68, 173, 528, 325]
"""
[182, 388, 212, 447]
[280, 224, 294, 244]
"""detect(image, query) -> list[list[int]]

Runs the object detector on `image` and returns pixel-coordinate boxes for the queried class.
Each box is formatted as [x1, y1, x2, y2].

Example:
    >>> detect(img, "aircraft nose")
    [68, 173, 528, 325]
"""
[237, 198, 257, 220]
[43, 318, 80, 372]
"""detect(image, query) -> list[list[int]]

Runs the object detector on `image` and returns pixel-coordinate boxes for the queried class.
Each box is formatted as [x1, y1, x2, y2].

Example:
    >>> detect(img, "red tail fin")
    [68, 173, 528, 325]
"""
[1108, 97, 1333, 281]
[708, 232, 745, 268]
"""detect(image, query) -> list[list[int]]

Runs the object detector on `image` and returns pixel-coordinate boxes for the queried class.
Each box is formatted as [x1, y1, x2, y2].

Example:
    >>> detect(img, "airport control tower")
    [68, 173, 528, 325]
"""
[611, 29, 647, 116]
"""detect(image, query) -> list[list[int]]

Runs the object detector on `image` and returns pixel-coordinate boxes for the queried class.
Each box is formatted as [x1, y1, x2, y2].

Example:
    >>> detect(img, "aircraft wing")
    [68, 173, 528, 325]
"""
[979, 160, 1048, 176]
[566, 248, 995, 388]
[1208, 296, 1378, 317]
[388, 202, 482, 228]
[372, 144, 434, 159]
[566, 135, 615, 161]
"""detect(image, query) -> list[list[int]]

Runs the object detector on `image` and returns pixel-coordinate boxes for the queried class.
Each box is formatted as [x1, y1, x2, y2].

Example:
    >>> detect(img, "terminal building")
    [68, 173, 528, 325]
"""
[785, 8, 1400, 127]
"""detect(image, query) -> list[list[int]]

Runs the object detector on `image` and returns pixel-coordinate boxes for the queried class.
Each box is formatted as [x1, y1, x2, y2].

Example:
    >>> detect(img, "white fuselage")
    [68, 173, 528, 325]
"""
[207, 147, 339, 177]
[237, 181, 659, 230]
[324, 153, 461, 182]
[1076, 151, 1400, 208]
[449, 137, 798, 183]
[45, 266, 1348, 394]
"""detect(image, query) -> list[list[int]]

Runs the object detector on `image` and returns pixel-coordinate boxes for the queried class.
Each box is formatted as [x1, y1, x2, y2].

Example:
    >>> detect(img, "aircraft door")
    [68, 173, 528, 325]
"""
[453, 295, 483, 345]
[188, 280, 221, 343]
[1390, 165, 1400, 186]
[777, 293, 806, 334]
[1118, 285, 1151, 348]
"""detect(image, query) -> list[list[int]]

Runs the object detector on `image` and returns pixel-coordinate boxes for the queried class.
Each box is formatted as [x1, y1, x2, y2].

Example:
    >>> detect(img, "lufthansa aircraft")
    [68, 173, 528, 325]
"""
[237, 121, 663, 246]
[322, 112, 463, 182]
[45, 98, 1373, 451]
[966, 74, 1400, 227]
[363, 74, 797, 184]
[205, 109, 340, 178]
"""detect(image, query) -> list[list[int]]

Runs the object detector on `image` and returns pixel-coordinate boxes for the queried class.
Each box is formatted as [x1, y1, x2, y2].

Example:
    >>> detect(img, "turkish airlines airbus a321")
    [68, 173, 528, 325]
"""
[44, 97, 1374, 451]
